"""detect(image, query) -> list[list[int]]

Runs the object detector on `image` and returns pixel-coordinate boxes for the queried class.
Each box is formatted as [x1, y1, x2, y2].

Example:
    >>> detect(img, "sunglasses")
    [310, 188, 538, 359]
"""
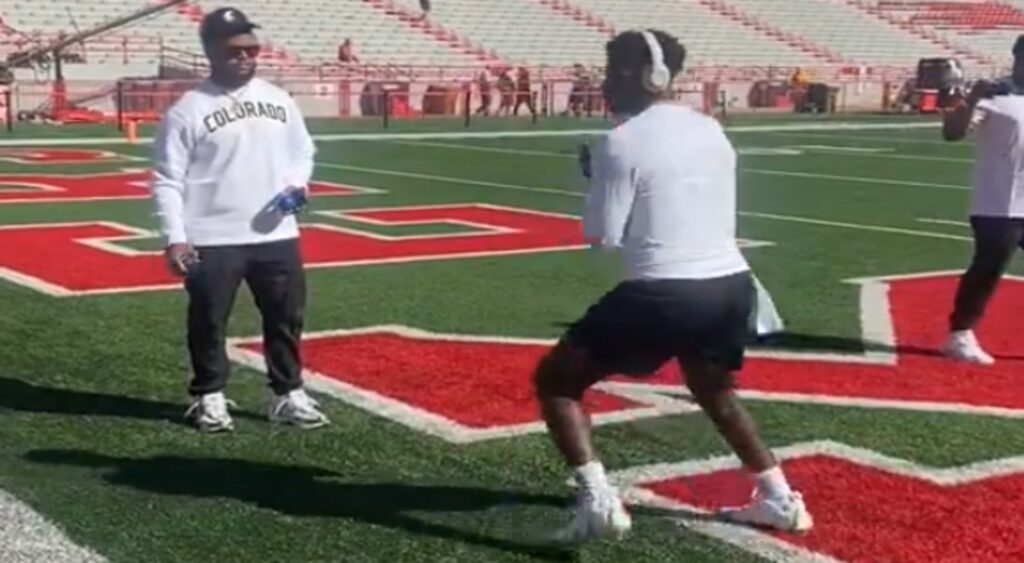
[225, 45, 261, 59]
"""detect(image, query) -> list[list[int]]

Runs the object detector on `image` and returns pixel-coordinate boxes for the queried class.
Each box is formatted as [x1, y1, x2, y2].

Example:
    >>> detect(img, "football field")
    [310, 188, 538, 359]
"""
[1, 114, 1024, 563]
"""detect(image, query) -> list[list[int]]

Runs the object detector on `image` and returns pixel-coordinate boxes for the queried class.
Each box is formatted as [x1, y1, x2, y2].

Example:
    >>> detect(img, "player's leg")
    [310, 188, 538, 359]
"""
[678, 271, 811, 532]
[184, 245, 247, 431]
[534, 282, 669, 544]
[946, 216, 1020, 363]
[684, 361, 812, 532]
[245, 239, 328, 428]
[534, 341, 606, 467]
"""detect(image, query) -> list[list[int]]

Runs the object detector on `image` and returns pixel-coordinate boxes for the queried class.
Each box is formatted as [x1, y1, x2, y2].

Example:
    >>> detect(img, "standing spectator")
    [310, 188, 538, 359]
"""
[514, 66, 537, 117]
[338, 38, 359, 64]
[475, 69, 492, 116]
[497, 68, 515, 116]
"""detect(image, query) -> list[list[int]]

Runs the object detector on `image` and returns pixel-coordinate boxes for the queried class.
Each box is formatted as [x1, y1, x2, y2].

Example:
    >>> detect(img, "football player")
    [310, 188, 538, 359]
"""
[533, 29, 812, 543]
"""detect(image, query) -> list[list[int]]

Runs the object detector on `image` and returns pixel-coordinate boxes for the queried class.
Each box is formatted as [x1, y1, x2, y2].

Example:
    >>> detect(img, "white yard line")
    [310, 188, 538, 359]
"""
[0, 120, 938, 147]
[742, 168, 968, 190]
[317, 162, 971, 242]
[0, 488, 107, 563]
[380, 140, 971, 190]
[917, 217, 970, 227]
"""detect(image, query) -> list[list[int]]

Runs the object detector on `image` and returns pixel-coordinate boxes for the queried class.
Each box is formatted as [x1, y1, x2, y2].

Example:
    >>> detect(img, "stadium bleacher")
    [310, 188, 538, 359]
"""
[0, 0, 1021, 72]
[869, 0, 1024, 64]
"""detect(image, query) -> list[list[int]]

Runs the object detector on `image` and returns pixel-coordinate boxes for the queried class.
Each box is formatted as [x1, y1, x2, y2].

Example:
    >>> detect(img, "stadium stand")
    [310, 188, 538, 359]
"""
[389, 0, 610, 66]
[186, 0, 492, 66]
[719, 0, 956, 65]
[0, 0, 492, 67]
[547, 0, 819, 67]
[0, 0, 196, 64]
[868, 0, 1024, 64]
[7, 0, 1024, 70]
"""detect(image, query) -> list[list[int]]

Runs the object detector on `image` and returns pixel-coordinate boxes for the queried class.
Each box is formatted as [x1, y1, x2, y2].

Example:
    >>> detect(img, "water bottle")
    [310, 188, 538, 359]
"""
[274, 186, 308, 215]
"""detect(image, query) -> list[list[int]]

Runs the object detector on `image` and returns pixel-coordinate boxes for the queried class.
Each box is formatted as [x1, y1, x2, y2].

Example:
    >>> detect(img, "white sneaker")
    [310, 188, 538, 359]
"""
[269, 388, 330, 429]
[552, 485, 632, 545]
[719, 490, 813, 533]
[184, 392, 236, 433]
[943, 330, 995, 365]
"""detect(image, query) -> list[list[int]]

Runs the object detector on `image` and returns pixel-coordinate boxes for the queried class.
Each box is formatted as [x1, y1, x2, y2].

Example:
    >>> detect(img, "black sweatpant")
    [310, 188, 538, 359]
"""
[950, 216, 1024, 331]
[185, 238, 306, 397]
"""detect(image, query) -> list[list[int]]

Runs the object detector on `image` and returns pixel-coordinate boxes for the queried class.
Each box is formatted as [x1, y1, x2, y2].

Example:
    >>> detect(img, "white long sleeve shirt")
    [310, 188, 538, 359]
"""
[151, 77, 316, 246]
[583, 103, 750, 280]
[969, 88, 1024, 218]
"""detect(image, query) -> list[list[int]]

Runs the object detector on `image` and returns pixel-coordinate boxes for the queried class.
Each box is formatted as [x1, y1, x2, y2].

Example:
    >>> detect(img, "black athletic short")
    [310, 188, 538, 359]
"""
[564, 271, 753, 389]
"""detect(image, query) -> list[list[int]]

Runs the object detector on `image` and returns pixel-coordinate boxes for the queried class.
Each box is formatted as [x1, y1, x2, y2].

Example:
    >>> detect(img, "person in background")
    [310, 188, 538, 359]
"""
[940, 35, 1024, 365]
[514, 66, 537, 118]
[475, 69, 491, 116]
[338, 38, 358, 64]
[497, 68, 515, 116]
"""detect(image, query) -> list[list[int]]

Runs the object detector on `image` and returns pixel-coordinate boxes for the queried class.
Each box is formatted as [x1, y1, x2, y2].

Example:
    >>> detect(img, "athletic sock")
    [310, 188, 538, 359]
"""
[574, 460, 610, 490]
[754, 465, 793, 498]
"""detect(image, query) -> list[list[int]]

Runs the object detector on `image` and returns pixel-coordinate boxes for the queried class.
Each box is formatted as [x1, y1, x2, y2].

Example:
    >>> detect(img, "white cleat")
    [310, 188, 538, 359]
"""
[184, 392, 236, 433]
[552, 485, 632, 545]
[943, 330, 995, 365]
[269, 388, 330, 429]
[719, 491, 813, 533]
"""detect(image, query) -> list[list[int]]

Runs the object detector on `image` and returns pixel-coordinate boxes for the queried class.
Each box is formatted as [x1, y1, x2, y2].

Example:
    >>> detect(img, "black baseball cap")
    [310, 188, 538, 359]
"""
[1014, 34, 1024, 57]
[200, 7, 260, 44]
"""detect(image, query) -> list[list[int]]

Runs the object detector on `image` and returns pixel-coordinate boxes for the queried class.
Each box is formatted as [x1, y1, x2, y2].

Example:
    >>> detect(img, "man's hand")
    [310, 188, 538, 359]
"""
[165, 243, 198, 277]
[967, 80, 1008, 104]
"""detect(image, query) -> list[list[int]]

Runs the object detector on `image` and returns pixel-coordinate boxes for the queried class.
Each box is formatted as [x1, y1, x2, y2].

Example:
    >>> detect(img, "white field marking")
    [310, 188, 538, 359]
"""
[0, 221, 165, 297]
[0, 205, 592, 296]
[227, 271, 1024, 444]
[791, 145, 894, 153]
[386, 139, 573, 158]
[740, 147, 804, 156]
[0, 488, 108, 563]
[740, 211, 973, 241]
[608, 439, 1024, 563]
[742, 168, 968, 190]
[317, 161, 581, 196]
[386, 139, 804, 158]
[792, 146, 972, 163]
[336, 139, 969, 193]
[756, 129, 952, 146]
[0, 172, 380, 205]
[0, 148, 144, 164]
[0, 180, 63, 194]
[319, 162, 976, 241]
[311, 212, 517, 241]
[0, 120, 940, 147]
[610, 270, 1024, 419]
[389, 138, 968, 164]
[225, 325, 696, 444]
[916, 217, 970, 227]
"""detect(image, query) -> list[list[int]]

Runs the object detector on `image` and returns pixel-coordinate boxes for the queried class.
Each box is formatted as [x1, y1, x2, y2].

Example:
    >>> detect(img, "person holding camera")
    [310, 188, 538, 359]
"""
[941, 36, 1024, 365]
[151, 7, 328, 432]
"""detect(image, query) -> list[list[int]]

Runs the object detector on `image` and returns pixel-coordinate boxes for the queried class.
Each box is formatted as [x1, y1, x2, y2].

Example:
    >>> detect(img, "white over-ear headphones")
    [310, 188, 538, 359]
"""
[640, 29, 671, 93]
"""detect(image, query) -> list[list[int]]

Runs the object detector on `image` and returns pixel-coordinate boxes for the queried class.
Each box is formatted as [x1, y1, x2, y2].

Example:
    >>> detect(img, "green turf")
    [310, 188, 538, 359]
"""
[0, 114, 1019, 563]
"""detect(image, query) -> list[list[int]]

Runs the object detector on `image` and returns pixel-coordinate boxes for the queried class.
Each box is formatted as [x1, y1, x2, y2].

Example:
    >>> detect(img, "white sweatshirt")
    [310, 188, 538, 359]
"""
[151, 77, 316, 247]
[583, 103, 749, 280]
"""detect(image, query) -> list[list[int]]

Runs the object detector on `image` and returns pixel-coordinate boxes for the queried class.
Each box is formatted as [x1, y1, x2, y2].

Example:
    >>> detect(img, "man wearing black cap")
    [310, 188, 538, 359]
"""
[150, 6, 328, 432]
[941, 35, 1024, 365]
